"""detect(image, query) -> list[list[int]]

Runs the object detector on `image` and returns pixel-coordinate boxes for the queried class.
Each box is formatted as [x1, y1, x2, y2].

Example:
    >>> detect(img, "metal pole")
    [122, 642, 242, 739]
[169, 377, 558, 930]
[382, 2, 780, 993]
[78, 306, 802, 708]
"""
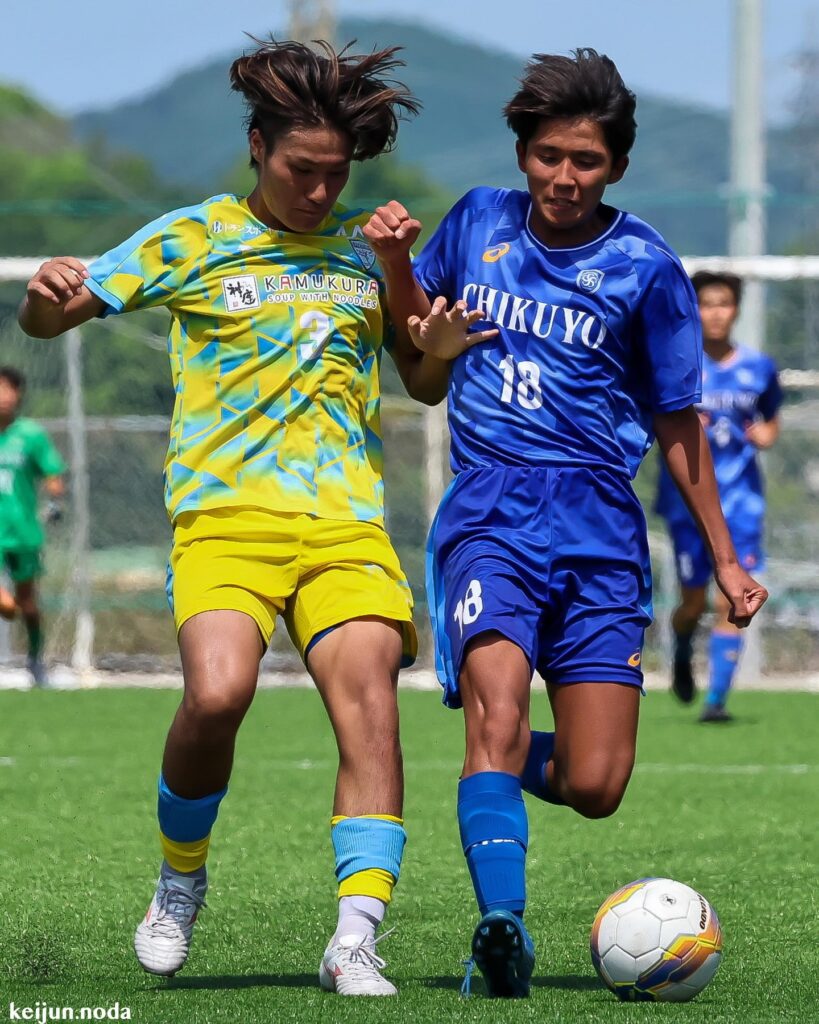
[729, 0, 765, 680]
[66, 328, 94, 679]
[288, 0, 336, 42]
[424, 402, 449, 534]
[729, 0, 766, 350]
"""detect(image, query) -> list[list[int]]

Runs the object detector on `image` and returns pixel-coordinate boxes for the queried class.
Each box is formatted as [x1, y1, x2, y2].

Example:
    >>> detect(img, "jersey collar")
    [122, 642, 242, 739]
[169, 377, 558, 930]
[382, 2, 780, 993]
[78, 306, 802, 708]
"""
[524, 200, 624, 254]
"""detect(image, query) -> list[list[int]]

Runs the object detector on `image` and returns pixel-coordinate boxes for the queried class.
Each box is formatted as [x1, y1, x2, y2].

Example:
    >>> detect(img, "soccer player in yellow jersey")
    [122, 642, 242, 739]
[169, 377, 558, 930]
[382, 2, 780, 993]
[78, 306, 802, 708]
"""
[18, 40, 484, 995]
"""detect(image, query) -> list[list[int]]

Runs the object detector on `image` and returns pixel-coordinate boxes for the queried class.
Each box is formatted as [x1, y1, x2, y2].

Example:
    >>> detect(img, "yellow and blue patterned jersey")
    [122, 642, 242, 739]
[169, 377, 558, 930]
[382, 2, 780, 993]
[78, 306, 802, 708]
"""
[86, 194, 393, 524]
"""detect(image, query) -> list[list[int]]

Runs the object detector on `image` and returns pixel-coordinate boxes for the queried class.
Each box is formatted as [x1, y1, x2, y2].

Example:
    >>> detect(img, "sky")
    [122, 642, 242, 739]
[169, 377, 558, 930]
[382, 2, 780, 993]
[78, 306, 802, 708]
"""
[2, 0, 816, 120]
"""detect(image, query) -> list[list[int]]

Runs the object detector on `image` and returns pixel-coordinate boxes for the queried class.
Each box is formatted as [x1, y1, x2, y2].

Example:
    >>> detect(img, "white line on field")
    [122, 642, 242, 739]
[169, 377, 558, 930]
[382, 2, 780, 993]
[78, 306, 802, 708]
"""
[636, 763, 812, 775]
[0, 758, 813, 775]
[252, 760, 816, 775]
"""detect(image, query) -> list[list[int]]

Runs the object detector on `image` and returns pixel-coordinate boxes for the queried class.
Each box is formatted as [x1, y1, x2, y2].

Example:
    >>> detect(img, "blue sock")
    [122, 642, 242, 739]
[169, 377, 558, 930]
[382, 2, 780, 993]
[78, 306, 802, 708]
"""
[458, 771, 527, 917]
[706, 632, 742, 708]
[520, 731, 565, 804]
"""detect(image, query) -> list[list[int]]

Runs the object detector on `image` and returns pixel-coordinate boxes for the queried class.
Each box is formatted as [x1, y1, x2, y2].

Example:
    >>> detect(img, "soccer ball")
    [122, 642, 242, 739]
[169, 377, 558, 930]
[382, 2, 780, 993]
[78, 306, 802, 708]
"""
[590, 877, 722, 1002]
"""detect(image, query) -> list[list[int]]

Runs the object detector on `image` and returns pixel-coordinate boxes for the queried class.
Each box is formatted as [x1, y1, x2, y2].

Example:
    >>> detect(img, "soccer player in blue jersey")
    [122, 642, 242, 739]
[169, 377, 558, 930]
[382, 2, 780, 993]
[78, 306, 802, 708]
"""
[18, 40, 464, 996]
[655, 271, 781, 721]
[365, 48, 768, 997]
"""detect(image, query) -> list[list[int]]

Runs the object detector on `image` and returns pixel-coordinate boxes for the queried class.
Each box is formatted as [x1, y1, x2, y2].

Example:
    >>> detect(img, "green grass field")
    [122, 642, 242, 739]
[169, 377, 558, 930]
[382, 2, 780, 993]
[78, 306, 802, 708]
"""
[0, 687, 817, 1023]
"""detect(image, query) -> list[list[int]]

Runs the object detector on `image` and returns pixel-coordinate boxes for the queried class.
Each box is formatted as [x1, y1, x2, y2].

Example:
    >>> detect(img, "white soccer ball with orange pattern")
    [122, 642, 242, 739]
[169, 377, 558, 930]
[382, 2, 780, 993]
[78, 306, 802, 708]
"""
[590, 877, 722, 1001]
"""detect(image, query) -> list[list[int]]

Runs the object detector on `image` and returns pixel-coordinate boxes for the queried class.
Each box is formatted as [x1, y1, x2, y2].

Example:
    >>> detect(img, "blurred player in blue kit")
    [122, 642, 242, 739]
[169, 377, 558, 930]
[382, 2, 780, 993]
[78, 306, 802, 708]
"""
[364, 49, 767, 997]
[655, 272, 782, 721]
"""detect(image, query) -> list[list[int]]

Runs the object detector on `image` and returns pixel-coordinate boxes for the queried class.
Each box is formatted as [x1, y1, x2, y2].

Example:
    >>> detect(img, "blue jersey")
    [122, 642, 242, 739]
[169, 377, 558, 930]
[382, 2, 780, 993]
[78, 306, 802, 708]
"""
[655, 345, 782, 526]
[413, 187, 702, 478]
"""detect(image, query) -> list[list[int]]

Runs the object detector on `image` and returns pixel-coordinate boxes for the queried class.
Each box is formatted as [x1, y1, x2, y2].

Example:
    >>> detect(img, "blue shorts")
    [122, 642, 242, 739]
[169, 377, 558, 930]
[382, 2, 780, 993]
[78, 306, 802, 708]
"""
[668, 518, 764, 588]
[426, 466, 653, 709]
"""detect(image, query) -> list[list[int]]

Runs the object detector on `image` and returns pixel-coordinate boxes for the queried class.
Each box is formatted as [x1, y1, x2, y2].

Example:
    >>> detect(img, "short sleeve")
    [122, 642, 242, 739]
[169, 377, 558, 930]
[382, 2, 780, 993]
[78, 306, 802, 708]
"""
[85, 207, 204, 317]
[29, 427, 66, 478]
[633, 249, 702, 413]
[412, 193, 473, 303]
[757, 357, 783, 421]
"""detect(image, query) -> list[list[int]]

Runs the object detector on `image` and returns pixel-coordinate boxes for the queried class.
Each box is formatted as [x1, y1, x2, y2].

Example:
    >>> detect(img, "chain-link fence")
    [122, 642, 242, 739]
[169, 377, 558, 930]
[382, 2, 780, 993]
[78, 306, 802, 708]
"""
[1, 260, 818, 685]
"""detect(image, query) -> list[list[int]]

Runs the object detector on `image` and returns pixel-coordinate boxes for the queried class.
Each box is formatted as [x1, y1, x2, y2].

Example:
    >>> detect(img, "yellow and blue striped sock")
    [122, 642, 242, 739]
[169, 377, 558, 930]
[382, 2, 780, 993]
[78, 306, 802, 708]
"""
[157, 774, 227, 874]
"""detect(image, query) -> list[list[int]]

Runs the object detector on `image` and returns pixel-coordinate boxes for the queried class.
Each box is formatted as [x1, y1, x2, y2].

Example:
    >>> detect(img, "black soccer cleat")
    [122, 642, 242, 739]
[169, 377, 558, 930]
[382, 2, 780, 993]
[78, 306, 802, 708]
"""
[470, 909, 535, 998]
[671, 654, 697, 704]
[699, 704, 734, 723]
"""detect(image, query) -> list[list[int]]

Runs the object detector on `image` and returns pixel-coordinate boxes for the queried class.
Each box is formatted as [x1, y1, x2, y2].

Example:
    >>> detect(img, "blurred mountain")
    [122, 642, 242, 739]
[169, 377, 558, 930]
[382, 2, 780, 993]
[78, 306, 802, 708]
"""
[0, 83, 178, 257]
[71, 18, 814, 254]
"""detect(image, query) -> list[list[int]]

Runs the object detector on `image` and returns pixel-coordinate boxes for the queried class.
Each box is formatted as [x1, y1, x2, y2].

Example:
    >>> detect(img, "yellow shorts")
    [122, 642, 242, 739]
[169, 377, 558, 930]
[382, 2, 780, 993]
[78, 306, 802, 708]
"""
[169, 508, 417, 666]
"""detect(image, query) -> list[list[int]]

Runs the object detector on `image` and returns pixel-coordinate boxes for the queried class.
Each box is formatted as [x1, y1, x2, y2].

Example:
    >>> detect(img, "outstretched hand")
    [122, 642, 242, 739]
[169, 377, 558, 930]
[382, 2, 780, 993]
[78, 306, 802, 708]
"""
[407, 296, 498, 361]
[714, 563, 768, 628]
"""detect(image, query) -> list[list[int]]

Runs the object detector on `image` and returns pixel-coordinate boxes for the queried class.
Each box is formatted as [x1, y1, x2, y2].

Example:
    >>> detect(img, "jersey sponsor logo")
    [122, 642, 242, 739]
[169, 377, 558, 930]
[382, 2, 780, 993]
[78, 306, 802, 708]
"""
[222, 275, 261, 311]
[211, 220, 246, 236]
[628, 651, 642, 667]
[350, 239, 377, 270]
[261, 272, 379, 308]
[577, 268, 605, 293]
[482, 243, 511, 263]
[462, 282, 608, 348]
[700, 390, 758, 414]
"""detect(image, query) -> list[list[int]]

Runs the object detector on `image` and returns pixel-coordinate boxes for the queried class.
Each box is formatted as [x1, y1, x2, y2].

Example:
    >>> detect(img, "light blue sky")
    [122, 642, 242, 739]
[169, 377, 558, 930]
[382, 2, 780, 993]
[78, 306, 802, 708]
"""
[3, 0, 816, 119]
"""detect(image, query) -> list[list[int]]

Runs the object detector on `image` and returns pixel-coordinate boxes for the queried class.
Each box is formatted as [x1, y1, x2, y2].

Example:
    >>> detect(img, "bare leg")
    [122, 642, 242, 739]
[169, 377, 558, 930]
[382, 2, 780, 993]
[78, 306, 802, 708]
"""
[671, 585, 707, 702]
[15, 579, 41, 656]
[711, 587, 740, 635]
[546, 681, 640, 818]
[162, 610, 264, 798]
[456, 633, 534, 995]
[309, 615, 405, 988]
[671, 584, 707, 636]
[459, 633, 531, 778]
[0, 583, 16, 620]
[307, 616, 403, 815]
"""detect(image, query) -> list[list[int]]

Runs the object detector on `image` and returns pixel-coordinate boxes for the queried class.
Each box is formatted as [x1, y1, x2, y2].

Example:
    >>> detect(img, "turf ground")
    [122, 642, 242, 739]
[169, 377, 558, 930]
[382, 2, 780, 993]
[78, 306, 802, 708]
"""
[0, 687, 817, 1023]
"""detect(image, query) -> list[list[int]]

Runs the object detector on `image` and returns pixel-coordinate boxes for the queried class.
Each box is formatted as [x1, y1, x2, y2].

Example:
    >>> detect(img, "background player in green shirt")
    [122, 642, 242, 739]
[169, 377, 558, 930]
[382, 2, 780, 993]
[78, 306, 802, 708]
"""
[0, 366, 66, 685]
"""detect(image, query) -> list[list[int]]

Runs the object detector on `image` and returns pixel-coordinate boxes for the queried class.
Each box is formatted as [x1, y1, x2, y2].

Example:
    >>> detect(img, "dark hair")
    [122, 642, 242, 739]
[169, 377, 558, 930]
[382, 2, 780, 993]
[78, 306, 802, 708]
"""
[230, 39, 420, 166]
[0, 366, 24, 391]
[504, 48, 637, 159]
[690, 271, 743, 305]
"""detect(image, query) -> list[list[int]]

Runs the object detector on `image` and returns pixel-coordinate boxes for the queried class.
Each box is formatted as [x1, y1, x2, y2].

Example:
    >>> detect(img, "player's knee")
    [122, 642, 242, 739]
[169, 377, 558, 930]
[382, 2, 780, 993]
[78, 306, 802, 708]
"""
[467, 703, 529, 765]
[563, 762, 632, 819]
[182, 678, 254, 732]
[339, 670, 399, 724]
[680, 589, 707, 620]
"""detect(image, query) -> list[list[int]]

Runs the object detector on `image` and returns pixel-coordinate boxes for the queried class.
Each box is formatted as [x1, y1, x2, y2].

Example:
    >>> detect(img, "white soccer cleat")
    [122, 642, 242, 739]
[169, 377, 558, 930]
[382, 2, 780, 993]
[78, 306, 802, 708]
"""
[133, 864, 207, 977]
[319, 933, 398, 996]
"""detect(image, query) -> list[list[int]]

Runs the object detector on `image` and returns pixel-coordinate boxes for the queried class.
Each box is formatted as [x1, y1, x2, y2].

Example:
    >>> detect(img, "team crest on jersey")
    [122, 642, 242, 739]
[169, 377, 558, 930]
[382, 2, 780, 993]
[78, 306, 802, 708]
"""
[350, 239, 377, 270]
[482, 243, 511, 263]
[222, 275, 260, 311]
[577, 268, 605, 293]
